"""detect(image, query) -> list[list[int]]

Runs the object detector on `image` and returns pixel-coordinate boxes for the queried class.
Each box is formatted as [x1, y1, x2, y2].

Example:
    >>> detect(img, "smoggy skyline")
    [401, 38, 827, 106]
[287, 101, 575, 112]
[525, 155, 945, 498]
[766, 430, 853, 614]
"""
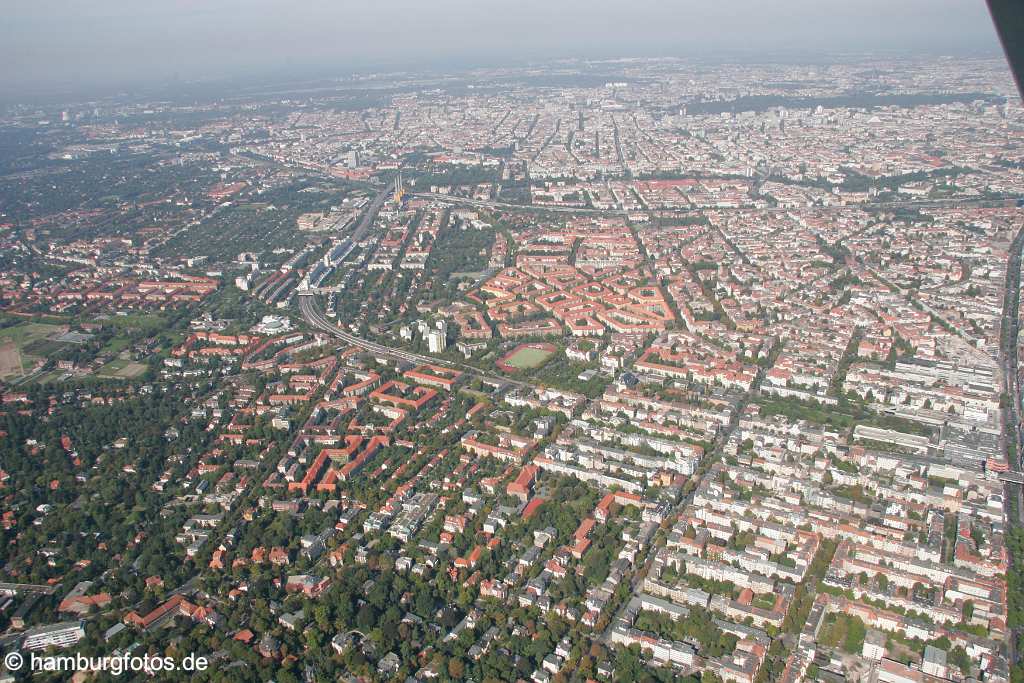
[2, 0, 1007, 94]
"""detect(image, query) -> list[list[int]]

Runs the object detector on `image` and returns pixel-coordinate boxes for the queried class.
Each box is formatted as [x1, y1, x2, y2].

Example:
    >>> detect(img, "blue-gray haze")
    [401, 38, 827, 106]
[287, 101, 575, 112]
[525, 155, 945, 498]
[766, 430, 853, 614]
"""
[1, 0, 1004, 93]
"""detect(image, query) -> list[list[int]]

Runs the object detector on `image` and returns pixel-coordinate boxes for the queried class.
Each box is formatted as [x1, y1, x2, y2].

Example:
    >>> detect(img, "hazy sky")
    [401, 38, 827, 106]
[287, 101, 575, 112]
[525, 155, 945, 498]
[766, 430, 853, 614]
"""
[1, 0, 1005, 93]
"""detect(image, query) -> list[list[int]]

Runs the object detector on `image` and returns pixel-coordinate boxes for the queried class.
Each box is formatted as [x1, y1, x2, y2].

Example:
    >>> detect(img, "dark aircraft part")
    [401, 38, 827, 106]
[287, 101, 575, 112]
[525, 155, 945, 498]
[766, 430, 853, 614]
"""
[988, 0, 1024, 98]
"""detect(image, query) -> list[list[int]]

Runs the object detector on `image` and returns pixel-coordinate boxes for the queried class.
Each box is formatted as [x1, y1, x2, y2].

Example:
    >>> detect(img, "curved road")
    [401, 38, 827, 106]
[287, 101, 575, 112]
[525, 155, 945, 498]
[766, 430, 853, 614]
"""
[299, 293, 451, 368]
[298, 294, 528, 389]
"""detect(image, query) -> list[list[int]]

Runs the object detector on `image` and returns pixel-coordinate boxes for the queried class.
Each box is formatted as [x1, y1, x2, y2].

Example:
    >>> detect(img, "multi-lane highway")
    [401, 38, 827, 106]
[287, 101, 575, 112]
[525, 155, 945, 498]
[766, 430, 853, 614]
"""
[299, 294, 528, 389]
[351, 186, 391, 241]
[296, 183, 534, 388]
[297, 183, 454, 367]
[299, 293, 448, 367]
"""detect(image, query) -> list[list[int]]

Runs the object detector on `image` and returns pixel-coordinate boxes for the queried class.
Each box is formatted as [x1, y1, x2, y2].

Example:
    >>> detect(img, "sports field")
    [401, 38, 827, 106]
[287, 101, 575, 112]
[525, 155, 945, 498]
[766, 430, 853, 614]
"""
[498, 343, 557, 372]
[506, 347, 552, 368]
[98, 358, 149, 379]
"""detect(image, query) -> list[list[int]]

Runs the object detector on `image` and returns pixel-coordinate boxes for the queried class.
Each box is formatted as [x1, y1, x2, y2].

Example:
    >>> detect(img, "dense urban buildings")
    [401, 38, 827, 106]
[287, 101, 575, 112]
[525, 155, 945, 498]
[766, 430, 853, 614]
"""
[0, 53, 1023, 683]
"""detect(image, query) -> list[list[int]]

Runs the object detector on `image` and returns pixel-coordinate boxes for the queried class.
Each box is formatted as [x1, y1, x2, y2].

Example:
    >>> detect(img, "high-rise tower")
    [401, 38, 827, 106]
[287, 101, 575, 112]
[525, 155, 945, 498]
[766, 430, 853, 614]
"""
[393, 172, 405, 205]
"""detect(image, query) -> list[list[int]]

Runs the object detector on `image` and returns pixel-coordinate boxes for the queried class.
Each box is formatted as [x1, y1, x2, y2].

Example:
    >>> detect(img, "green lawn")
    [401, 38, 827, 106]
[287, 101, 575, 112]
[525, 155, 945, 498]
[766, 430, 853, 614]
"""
[506, 347, 554, 369]
[97, 358, 147, 378]
[0, 322, 64, 346]
[0, 322, 65, 379]
[101, 313, 168, 333]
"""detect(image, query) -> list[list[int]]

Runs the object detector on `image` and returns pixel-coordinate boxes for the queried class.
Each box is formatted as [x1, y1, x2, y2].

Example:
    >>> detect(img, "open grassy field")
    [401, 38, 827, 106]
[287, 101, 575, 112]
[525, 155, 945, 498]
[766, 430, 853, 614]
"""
[0, 342, 22, 379]
[97, 358, 148, 379]
[505, 346, 554, 369]
[0, 321, 65, 346]
[0, 322, 66, 379]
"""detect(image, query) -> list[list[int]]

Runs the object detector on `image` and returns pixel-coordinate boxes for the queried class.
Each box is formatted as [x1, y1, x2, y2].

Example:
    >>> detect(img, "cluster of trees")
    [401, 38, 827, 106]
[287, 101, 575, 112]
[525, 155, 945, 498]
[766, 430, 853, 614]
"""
[756, 395, 933, 438]
[511, 351, 609, 399]
[755, 540, 837, 681]
[424, 220, 496, 301]
[1, 146, 222, 228]
[818, 612, 867, 653]
[1007, 526, 1024, 633]
[156, 200, 309, 263]
[611, 643, 692, 683]
[410, 165, 501, 189]
[2, 384, 220, 591]
[634, 606, 738, 658]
